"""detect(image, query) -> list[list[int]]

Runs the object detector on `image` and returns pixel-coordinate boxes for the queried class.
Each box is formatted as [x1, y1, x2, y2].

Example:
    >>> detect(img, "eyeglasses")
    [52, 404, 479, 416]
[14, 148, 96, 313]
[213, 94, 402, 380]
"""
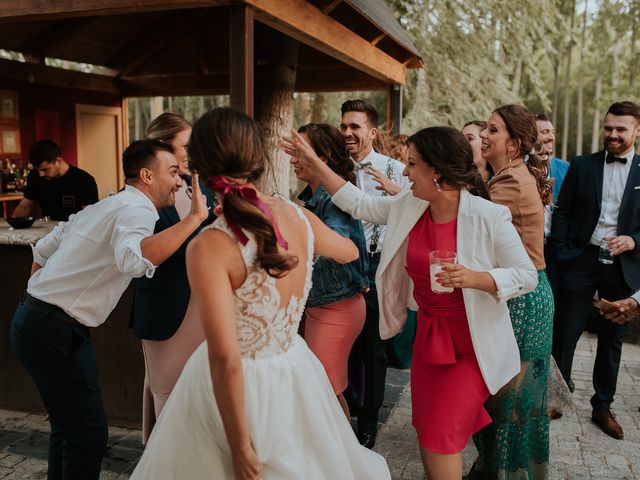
[185, 186, 193, 199]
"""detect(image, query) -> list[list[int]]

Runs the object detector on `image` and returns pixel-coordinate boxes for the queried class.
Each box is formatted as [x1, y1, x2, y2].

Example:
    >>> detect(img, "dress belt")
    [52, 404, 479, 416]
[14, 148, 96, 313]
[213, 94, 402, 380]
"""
[22, 293, 86, 329]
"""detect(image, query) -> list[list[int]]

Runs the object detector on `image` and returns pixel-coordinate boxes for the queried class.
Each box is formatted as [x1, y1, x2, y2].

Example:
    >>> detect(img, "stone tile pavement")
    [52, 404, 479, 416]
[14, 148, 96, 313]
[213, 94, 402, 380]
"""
[374, 333, 640, 479]
[1, 333, 638, 479]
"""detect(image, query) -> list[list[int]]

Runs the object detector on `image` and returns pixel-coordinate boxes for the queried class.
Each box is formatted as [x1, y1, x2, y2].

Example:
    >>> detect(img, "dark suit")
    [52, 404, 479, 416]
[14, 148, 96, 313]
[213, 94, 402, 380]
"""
[131, 176, 215, 340]
[549, 150, 640, 410]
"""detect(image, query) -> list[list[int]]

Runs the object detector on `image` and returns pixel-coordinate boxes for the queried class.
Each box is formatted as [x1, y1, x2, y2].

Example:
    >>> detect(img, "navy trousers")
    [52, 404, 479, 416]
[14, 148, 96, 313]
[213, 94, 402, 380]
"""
[10, 302, 108, 480]
[552, 245, 631, 411]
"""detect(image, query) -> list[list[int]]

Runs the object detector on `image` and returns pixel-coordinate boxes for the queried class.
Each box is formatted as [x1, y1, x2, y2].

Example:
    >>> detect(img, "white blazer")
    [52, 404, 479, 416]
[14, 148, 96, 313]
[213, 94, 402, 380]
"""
[331, 184, 538, 394]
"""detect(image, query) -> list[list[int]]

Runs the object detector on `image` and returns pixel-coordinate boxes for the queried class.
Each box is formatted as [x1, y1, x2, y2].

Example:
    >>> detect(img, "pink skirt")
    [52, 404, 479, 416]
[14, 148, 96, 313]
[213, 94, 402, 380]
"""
[140, 302, 205, 443]
[304, 294, 366, 394]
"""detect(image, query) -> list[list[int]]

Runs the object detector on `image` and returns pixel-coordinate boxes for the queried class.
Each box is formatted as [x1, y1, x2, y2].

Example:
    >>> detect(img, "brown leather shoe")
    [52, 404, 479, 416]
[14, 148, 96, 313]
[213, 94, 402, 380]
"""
[591, 409, 624, 440]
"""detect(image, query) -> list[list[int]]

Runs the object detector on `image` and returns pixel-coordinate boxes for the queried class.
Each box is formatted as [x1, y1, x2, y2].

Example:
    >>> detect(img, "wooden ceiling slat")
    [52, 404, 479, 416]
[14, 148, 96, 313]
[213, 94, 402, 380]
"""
[0, 57, 119, 94]
[0, 1, 230, 22]
[322, 0, 342, 14]
[246, 0, 406, 84]
[20, 17, 102, 57]
[107, 12, 196, 77]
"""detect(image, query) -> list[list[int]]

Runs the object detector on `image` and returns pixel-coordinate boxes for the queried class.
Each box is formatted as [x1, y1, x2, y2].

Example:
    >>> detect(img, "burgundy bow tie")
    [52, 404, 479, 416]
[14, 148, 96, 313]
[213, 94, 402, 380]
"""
[606, 155, 627, 165]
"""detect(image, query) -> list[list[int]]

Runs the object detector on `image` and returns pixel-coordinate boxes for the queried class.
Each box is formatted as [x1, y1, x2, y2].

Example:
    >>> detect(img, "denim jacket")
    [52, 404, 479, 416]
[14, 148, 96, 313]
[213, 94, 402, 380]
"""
[298, 185, 370, 308]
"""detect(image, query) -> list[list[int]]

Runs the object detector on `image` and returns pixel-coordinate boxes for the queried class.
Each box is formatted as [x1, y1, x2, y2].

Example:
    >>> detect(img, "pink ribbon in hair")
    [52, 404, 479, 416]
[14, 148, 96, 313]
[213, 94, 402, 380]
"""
[206, 176, 289, 250]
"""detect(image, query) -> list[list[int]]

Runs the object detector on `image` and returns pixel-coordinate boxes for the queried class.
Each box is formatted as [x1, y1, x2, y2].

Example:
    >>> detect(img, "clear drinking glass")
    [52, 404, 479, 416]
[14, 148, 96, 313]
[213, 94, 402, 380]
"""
[598, 237, 614, 265]
[429, 250, 457, 294]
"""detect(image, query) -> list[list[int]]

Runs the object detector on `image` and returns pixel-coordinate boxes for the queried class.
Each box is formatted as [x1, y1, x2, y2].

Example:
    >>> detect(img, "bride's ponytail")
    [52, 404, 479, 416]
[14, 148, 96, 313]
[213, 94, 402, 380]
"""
[189, 108, 298, 277]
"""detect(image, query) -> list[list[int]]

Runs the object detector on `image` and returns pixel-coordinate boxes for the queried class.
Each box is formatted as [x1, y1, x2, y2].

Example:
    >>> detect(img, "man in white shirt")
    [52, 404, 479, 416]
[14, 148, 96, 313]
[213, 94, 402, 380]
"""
[339, 99, 409, 448]
[550, 101, 640, 440]
[10, 139, 209, 479]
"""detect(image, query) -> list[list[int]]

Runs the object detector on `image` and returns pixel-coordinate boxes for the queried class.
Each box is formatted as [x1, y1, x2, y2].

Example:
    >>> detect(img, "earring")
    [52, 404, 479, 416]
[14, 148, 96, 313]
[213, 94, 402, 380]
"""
[433, 177, 442, 192]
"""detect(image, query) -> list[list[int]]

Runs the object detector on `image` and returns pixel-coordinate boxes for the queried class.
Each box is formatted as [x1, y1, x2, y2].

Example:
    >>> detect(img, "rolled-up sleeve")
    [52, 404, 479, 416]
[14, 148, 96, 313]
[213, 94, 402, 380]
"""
[487, 208, 538, 302]
[111, 207, 157, 278]
[31, 216, 74, 266]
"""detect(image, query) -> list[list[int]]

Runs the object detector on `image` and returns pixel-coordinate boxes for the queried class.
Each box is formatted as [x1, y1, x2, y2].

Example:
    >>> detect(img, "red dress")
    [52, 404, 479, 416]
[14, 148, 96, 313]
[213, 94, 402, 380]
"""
[406, 209, 491, 454]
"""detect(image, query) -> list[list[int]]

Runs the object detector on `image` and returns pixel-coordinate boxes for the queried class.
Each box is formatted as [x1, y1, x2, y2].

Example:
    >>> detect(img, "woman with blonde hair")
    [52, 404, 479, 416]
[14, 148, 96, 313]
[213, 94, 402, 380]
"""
[130, 112, 216, 442]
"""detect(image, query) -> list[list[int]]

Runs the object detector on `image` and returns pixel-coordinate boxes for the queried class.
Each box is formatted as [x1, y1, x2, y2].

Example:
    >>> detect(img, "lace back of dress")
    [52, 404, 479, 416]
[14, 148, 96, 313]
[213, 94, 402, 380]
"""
[205, 201, 313, 358]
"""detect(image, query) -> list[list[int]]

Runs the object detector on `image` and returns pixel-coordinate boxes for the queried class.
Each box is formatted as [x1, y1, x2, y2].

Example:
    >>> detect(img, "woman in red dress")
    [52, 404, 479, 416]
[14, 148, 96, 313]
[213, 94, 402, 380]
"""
[284, 126, 537, 479]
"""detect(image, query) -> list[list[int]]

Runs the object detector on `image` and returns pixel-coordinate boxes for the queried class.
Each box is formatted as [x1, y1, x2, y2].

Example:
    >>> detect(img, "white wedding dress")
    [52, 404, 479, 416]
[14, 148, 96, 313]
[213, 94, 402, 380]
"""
[130, 202, 390, 479]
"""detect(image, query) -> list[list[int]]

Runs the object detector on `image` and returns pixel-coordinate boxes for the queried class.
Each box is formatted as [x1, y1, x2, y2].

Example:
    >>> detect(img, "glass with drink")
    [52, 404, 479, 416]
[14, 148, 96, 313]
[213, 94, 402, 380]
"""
[429, 250, 457, 294]
[598, 237, 614, 265]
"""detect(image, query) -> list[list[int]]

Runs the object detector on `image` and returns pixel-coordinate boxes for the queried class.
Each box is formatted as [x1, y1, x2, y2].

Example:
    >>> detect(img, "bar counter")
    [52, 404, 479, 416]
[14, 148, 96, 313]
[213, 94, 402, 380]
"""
[0, 219, 144, 426]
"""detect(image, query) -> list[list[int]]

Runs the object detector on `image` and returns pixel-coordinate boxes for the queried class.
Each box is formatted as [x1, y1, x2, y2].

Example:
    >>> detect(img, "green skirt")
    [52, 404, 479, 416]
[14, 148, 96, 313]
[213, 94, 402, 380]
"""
[470, 270, 554, 480]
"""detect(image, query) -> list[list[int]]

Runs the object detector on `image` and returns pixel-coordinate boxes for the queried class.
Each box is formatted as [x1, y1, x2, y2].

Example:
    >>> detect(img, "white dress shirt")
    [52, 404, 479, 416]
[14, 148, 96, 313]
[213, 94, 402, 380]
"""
[590, 148, 635, 245]
[353, 149, 409, 254]
[28, 185, 158, 327]
[633, 291, 640, 305]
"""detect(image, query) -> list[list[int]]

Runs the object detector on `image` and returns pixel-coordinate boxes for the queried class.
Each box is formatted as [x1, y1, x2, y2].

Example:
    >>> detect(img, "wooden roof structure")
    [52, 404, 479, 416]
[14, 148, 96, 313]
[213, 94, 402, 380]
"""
[0, 0, 422, 105]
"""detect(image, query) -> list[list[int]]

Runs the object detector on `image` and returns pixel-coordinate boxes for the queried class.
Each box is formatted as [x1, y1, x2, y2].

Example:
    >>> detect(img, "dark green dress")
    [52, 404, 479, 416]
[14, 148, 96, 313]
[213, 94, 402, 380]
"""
[470, 270, 553, 479]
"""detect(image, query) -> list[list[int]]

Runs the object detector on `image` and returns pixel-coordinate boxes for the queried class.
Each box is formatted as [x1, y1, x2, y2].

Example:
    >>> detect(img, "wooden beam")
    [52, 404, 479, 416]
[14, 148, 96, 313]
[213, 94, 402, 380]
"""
[371, 33, 386, 46]
[198, 13, 226, 76]
[322, 0, 342, 14]
[246, 0, 406, 85]
[0, 1, 229, 23]
[296, 67, 386, 92]
[229, 5, 254, 117]
[0, 58, 120, 95]
[21, 17, 101, 56]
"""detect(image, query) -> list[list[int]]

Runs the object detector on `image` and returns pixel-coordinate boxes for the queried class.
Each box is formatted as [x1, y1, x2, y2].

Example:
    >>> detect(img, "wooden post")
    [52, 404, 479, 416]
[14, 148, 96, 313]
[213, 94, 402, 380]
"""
[229, 5, 254, 117]
[388, 83, 402, 134]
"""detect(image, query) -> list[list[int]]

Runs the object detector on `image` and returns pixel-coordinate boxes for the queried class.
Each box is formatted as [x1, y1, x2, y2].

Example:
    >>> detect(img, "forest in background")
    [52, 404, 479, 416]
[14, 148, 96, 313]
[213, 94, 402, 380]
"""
[128, 0, 639, 161]
[4, 0, 635, 162]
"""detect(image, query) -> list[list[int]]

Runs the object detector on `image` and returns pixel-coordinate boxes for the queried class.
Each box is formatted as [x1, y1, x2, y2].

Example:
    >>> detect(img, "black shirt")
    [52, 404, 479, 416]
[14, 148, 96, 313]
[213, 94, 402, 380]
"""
[24, 165, 99, 221]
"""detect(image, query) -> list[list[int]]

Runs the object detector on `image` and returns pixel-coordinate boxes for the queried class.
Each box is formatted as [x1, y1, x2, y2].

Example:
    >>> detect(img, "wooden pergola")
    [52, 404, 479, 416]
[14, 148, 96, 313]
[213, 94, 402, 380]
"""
[0, 0, 422, 425]
[0, 0, 422, 130]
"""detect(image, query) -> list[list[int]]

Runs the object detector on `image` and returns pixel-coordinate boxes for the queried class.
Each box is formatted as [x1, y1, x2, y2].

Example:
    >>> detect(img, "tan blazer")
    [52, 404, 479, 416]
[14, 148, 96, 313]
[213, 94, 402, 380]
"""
[331, 184, 538, 394]
[489, 159, 546, 270]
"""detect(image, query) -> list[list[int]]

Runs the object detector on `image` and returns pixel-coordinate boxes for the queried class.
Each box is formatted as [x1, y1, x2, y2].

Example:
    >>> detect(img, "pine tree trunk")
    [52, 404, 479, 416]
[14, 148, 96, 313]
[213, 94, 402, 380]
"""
[552, 57, 560, 127]
[299, 92, 312, 125]
[150, 97, 164, 119]
[254, 32, 299, 197]
[611, 41, 621, 99]
[575, 5, 587, 156]
[591, 75, 602, 153]
[511, 58, 523, 97]
[561, 0, 576, 161]
[311, 93, 325, 123]
[631, 0, 638, 88]
[134, 98, 141, 141]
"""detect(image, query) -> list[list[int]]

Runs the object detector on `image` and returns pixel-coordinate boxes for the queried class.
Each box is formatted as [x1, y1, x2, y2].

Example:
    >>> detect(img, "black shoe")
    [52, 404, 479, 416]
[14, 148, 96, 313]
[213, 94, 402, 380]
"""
[357, 431, 377, 449]
[567, 379, 575, 393]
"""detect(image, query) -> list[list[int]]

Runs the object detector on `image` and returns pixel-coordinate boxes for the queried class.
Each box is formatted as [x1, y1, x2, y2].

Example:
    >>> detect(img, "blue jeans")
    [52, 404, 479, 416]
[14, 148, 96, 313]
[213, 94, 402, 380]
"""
[10, 302, 107, 480]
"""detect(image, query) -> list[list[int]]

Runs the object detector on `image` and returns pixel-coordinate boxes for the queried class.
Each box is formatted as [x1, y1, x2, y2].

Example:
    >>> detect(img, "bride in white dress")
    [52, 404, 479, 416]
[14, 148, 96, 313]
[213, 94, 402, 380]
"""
[130, 108, 390, 480]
